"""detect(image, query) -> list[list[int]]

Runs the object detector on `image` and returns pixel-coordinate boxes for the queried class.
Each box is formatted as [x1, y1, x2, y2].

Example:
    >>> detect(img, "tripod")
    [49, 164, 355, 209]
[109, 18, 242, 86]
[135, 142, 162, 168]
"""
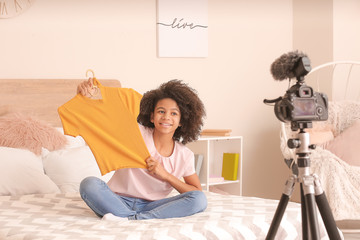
[266, 126, 341, 240]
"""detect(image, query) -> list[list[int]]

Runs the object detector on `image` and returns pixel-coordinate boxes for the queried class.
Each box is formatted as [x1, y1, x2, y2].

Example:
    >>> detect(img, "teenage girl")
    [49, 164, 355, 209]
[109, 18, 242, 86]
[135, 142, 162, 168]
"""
[78, 79, 207, 220]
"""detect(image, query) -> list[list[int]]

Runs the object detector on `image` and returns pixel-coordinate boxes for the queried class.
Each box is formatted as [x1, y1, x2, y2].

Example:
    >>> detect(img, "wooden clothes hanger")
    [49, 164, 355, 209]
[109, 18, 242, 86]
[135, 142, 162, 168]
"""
[86, 69, 102, 99]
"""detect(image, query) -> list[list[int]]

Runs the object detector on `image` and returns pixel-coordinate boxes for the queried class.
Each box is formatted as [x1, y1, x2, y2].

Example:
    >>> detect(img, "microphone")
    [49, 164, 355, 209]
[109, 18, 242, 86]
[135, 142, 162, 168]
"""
[270, 50, 309, 81]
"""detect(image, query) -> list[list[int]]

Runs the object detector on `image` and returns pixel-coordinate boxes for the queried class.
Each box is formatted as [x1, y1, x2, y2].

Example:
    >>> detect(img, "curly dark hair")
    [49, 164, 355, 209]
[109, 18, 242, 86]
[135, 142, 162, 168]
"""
[137, 80, 206, 144]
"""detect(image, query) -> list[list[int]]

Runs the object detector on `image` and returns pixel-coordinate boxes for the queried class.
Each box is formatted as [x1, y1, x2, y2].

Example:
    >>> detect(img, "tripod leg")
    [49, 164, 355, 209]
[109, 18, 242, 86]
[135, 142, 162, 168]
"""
[300, 184, 309, 240]
[304, 193, 320, 239]
[266, 175, 296, 240]
[303, 176, 321, 240]
[313, 175, 342, 240]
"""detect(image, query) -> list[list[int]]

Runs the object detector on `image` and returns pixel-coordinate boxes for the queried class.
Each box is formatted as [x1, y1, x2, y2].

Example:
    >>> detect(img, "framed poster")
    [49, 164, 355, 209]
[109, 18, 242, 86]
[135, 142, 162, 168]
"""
[157, 0, 208, 58]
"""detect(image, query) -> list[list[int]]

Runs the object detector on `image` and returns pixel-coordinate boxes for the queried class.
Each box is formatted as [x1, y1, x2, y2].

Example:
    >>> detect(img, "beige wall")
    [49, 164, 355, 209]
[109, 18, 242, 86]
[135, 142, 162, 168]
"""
[293, 0, 333, 98]
[333, 0, 360, 61]
[293, 0, 333, 65]
[1, 0, 295, 199]
[332, 0, 360, 101]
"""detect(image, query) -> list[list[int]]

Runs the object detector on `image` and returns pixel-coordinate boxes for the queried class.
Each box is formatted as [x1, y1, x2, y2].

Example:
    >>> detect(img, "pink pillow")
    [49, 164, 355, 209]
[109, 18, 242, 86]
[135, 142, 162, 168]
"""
[322, 119, 360, 166]
[0, 113, 67, 155]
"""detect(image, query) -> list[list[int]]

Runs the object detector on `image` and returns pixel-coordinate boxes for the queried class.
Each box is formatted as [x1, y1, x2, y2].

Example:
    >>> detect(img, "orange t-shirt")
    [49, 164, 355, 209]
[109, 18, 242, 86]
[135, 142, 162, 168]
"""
[58, 79, 150, 175]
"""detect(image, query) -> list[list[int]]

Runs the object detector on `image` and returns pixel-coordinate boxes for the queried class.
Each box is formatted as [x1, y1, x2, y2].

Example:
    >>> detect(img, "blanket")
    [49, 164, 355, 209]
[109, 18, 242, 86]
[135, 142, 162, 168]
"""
[311, 148, 360, 220]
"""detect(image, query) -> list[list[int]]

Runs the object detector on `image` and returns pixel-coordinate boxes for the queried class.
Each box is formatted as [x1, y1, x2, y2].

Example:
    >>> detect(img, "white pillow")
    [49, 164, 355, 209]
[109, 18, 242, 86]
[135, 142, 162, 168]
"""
[0, 147, 60, 196]
[42, 146, 105, 193]
[55, 128, 87, 148]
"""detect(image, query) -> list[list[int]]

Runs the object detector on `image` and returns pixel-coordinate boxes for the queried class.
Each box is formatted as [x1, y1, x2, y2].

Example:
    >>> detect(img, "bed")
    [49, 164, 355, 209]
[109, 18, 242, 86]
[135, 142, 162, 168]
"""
[0, 79, 337, 239]
[280, 61, 360, 221]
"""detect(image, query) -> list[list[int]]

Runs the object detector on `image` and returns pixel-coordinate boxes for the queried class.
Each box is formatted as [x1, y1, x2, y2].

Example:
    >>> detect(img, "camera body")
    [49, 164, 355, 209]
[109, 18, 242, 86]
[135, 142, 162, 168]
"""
[274, 83, 328, 124]
[265, 55, 329, 131]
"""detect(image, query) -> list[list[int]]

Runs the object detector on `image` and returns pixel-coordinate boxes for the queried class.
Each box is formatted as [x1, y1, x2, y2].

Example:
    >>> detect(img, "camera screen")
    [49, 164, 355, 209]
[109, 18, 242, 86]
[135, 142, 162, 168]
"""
[293, 98, 316, 117]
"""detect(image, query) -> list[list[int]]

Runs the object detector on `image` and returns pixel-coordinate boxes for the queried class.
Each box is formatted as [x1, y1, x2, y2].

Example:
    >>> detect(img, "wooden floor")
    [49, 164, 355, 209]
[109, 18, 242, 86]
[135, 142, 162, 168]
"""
[342, 232, 360, 240]
[337, 220, 360, 240]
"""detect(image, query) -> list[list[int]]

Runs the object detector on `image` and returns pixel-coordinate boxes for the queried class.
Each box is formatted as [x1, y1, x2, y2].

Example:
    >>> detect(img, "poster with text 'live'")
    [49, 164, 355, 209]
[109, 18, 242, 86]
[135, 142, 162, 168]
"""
[157, 0, 208, 57]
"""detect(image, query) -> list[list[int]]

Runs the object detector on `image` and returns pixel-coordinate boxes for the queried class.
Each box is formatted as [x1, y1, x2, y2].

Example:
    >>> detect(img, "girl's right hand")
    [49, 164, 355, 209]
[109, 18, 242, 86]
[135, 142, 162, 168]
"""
[146, 156, 170, 181]
[77, 78, 94, 97]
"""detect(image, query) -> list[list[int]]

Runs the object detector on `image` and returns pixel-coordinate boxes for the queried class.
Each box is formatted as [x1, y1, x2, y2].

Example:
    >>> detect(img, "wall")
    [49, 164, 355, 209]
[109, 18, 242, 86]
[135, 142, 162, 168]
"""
[0, 0, 293, 199]
[333, 0, 360, 101]
[293, 0, 333, 66]
[333, 0, 360, 61]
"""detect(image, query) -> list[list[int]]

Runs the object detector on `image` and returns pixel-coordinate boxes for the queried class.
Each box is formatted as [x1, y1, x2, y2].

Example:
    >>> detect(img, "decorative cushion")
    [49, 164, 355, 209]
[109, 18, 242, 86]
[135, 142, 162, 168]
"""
[42, 146, 113, 193]
[0, 113, 67, 155]
[0, 147, 60, 196]
[322, 119, 360, 166]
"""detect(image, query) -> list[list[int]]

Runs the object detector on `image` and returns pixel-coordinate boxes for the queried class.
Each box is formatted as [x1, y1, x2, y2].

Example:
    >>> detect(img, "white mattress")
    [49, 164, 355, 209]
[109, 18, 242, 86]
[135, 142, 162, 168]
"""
[0, 191, 336, 240]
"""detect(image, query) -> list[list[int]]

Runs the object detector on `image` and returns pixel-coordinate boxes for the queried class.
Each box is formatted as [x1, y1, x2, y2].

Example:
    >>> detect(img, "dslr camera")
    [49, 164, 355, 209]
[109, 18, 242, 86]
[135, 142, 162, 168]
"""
[265, 55, 328, 131]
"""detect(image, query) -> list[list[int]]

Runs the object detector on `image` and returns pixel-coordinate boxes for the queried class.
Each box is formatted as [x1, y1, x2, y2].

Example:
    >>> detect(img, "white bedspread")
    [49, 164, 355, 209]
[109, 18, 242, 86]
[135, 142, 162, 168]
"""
[0, 191, 335, 240]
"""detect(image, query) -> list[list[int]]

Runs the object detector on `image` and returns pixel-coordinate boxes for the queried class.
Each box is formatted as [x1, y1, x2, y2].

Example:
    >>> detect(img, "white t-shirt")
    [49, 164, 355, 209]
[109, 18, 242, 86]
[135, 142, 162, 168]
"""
[107, 125, 195, 201]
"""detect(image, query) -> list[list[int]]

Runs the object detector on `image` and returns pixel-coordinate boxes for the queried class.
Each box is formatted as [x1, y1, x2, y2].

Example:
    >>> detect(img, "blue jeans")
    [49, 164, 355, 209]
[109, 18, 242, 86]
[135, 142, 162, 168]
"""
[79, 176, 207, 220]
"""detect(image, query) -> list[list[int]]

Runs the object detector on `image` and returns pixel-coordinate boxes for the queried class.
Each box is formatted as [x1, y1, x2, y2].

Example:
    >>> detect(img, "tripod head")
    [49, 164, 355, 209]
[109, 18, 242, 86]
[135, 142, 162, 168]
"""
[285, 121, 317, 176]
[288, 123, 316, 153]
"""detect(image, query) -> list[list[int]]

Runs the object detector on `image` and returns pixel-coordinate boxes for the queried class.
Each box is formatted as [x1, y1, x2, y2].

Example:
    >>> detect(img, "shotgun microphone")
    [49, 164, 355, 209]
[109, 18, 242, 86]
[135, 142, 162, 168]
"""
[270, 50, 310, 81]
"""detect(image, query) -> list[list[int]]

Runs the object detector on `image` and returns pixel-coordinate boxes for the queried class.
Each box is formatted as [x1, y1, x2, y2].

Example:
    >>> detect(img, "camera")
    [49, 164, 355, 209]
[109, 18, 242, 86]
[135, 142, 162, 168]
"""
[274, 83, 328, 129]
[265, 55, 328, 131]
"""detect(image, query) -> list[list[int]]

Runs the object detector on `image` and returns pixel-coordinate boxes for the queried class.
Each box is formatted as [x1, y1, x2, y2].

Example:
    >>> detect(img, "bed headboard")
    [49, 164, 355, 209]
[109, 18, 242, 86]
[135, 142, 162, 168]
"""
[0, 79, 121, 127]
[307, 61, 360, 101]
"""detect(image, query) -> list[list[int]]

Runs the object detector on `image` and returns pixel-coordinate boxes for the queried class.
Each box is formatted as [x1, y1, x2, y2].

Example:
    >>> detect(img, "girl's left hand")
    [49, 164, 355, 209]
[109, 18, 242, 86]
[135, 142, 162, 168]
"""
[146, 157, 169, 180]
